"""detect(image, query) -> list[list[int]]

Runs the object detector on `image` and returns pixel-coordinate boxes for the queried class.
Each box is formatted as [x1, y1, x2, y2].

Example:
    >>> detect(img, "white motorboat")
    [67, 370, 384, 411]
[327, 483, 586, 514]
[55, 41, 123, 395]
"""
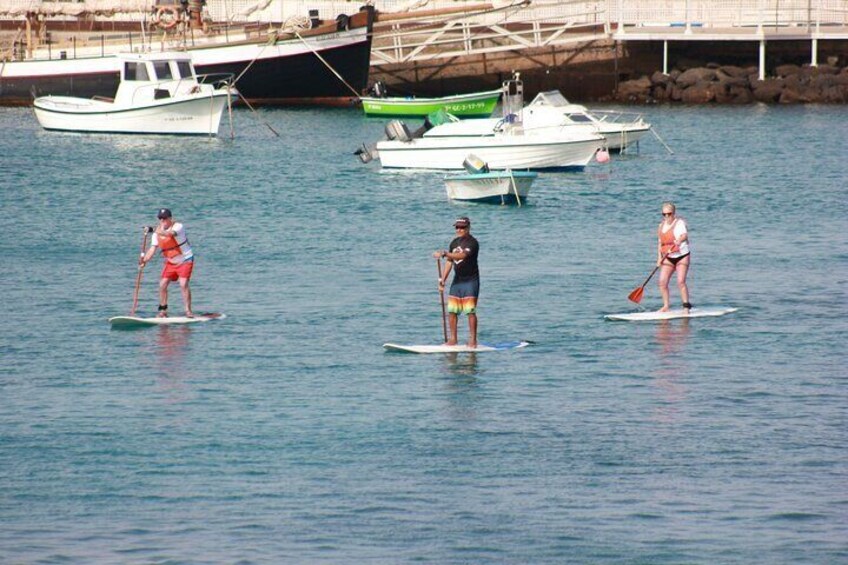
[523, 91, 651, 151]
[371, 75, 605, 171]
[33, 52, 235, 136]
[444, 168, 537, 205]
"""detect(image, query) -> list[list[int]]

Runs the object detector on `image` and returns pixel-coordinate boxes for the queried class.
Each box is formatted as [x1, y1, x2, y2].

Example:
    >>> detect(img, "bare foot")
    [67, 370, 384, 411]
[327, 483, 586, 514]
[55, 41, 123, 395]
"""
[185, 311, 195, 318]
[157, 311, 168, 318]
[444, 341, 458, 346]
[658, 306, 670, 312]
[467, 343, 478, 349]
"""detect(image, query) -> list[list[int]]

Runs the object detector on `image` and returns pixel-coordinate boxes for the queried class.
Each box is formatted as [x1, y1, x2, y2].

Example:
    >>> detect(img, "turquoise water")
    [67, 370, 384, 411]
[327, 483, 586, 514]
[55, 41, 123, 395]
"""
[1, 103, 846, 563]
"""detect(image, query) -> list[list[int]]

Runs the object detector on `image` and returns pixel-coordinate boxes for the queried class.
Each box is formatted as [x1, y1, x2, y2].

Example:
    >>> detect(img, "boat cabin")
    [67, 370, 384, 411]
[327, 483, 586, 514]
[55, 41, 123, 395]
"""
[114, 52, 204, 104]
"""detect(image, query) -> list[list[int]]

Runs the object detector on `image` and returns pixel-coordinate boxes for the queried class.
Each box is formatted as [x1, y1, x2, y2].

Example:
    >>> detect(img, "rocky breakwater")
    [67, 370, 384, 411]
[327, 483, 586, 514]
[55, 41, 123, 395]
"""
[615, 63, 848, 104]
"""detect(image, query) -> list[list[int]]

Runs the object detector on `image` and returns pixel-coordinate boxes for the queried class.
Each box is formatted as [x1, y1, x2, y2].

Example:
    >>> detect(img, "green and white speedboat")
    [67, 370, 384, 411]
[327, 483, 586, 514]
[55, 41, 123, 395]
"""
[360, 88, 501, 117]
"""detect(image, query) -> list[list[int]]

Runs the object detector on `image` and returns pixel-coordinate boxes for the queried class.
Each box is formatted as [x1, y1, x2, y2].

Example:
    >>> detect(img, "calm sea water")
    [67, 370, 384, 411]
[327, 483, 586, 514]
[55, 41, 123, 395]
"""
[1, 102, 846, 563]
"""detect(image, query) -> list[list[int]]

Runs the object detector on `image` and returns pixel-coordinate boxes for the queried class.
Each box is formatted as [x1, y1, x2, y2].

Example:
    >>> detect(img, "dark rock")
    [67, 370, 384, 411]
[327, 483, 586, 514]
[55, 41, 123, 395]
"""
[822, 85, 848, 103]
[779, 89, 802, 104]
[652, 85, 669, 101]
[706, 62, 721, 69]
[798, 85, 823, 103]
[714, 86, 734, 104]
[728, 85, 753, 104]
[751, 79, 784, 102]
[615, 76, 651, 102]
[775, 64, 800, 77]
[651, 71, 670, 86]
[834, 73, 848, 86]
[669, 69, 682, 81]
[719, 65, 748, 78]
[717, 70, 749, 88]
[670, 85, 684, 101]
[681, 81, 716, 103]
[812, 74, 838, 89]
[745, 66, 759, 76]
[676, 67, 717, 88]
[784, 74, 801, 90]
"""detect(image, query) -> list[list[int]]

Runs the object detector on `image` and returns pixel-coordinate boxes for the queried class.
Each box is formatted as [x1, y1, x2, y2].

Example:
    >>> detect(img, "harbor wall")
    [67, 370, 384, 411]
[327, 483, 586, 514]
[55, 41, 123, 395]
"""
[369, 39, 848, 104]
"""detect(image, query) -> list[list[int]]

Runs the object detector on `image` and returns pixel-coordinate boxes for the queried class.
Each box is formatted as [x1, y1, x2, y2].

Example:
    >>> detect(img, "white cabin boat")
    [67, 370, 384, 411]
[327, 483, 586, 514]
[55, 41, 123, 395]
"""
[523, 91, 651, 151]
[373, 75, 604, 171]
[33, 52, 235, 135]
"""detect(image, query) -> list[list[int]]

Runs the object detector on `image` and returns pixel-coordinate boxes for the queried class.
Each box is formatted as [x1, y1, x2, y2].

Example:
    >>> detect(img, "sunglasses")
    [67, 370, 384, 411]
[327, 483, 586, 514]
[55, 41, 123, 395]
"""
[455, 226, 467, 230]
[662, 212, 674, 216]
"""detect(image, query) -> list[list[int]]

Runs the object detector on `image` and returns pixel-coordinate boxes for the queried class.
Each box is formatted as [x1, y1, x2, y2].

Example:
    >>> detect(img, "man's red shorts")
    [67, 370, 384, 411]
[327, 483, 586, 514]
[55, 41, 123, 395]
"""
[161, 259, 194, 282]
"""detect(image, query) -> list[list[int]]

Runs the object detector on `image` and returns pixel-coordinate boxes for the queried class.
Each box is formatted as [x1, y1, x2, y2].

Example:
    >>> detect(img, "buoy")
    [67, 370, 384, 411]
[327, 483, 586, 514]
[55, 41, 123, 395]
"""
[596, 149, 610, 163]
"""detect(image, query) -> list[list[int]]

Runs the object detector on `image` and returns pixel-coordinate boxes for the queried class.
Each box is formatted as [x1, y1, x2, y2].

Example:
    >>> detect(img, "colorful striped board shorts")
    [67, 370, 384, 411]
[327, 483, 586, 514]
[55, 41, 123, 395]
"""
[447, 278, 480, 315]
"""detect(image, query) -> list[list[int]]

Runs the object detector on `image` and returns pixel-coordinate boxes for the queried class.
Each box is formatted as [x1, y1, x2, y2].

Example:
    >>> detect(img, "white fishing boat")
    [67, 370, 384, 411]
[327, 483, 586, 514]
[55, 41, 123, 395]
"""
[523, 91, 651, 151]
[370, 75, 604, 171]
[33, 52, 235, 135]
[444, 155, 537, 205]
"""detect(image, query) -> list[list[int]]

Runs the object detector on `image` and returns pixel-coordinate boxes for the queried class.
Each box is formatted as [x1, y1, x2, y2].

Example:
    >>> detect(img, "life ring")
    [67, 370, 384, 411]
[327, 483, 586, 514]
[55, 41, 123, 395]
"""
[154, 6, 180, 30]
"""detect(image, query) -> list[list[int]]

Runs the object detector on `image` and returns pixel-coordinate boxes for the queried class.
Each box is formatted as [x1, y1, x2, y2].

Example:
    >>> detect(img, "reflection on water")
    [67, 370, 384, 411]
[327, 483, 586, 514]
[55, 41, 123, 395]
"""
[652, 319, 690, 423]
[439, 352, 481, 422]
[153, 325, 193, 404]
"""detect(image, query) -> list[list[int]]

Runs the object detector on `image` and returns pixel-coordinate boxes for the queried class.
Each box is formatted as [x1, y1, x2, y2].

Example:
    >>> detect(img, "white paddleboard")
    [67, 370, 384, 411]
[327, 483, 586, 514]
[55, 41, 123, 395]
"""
[383, 341, 531, 354]
[605, 307, 737, 322]
[109, 312, 226, 327]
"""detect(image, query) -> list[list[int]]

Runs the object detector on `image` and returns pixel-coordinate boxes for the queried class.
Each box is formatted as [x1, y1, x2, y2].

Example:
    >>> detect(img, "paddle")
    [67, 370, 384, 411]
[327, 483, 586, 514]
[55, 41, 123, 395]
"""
[436, 257, 448, 342]
[130, 226, 153, 315]
[628, 250, 673, 304]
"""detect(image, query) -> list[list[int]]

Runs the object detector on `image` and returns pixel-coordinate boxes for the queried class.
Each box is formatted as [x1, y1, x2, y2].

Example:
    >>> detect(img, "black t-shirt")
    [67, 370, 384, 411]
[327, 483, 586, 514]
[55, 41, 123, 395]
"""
[449, 234, 479, 282]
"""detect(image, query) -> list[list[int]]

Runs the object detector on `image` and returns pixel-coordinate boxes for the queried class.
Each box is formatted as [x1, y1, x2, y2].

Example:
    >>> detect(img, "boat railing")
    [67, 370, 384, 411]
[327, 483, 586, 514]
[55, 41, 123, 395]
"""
[589, 109, 646, 125]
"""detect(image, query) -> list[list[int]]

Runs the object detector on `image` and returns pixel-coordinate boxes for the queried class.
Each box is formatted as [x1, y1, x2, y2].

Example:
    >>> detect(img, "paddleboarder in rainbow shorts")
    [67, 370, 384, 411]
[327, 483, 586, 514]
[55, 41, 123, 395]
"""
[433, 217, 480, 348]
[140, 208, 195, 318]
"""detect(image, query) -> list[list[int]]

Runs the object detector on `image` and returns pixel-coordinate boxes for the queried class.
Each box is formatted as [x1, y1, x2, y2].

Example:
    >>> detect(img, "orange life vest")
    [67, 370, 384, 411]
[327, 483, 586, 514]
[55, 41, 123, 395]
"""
[658, 219, 678, 254]
[159, 232, 188, 260]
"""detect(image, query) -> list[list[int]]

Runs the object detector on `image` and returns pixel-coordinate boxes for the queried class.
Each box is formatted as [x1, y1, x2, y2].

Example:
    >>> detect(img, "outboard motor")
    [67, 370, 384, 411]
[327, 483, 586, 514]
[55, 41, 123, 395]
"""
[355, 143, 378, 164]
[463, 154, 490, 174]
[369, 81, 387, 98]
[385, 120, 412, 142]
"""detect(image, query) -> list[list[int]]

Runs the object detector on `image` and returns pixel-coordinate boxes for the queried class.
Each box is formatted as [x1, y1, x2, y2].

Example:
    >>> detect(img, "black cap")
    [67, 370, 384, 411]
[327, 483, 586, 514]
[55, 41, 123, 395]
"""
[157, 208, 172, 219]
[454, 216, 470, 228]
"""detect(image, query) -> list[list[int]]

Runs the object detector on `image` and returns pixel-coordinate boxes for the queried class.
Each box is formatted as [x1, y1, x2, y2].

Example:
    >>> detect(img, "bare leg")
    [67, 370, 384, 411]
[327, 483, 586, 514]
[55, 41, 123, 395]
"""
[158, 278, 170, 317]
[467, 313, 478, 348]
[179, 278, 193, 317]
[657, 264, 674, 311]
[676, 258, 691, 312]
[447, 313, 458, 345]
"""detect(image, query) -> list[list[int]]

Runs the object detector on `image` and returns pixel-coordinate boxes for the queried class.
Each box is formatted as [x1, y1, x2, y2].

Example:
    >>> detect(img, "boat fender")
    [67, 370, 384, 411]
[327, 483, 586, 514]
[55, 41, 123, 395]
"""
[154, 6, 181, 29]
[336, 14, 350, 31]
[595, 148, 610, 163]
[385, 120, 411, 142]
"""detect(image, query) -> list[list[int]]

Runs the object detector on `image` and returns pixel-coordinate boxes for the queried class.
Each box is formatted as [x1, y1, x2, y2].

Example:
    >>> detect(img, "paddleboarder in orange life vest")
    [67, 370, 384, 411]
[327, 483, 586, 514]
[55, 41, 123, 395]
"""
[657, 201, 691, 313]
[139, 208, 195, 318]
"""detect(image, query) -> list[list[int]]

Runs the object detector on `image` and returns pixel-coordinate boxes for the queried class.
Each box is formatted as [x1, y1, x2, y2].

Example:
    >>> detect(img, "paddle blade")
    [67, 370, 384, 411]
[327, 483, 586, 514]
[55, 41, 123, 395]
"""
[628, 286, 645, 304]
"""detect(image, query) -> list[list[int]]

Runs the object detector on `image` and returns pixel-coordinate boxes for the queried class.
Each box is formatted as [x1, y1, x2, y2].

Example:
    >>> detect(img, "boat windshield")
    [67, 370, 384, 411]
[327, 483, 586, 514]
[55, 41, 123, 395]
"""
[176, 61, 193, 79]
[531, 91, 569, 107]
[124, 62, 150, 81]
[152, 61, 173, 81]
[567, 113, 593, 123]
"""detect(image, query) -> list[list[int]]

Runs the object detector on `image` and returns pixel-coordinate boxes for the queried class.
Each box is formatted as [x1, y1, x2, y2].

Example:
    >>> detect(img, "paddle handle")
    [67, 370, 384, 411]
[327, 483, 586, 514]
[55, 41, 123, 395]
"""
[639, 250, 675, 289]
[130, 227, 151, 316]
[436, 257, 448, 343]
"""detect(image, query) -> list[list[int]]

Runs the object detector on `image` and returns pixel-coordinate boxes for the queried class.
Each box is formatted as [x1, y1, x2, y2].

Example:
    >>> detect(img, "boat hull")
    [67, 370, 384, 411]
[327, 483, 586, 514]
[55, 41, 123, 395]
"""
[33, 93, 230, 135]
[361, 90, 501, 117]
[0, 13, 372, 106]
[376, 135, 603, 171]
[444, 171, 537, 203]
[597, 125, 651, 150]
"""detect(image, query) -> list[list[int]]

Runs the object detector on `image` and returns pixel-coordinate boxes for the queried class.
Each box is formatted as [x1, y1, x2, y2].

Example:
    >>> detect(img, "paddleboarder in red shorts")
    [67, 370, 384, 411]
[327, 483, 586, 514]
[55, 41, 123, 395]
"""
[140, 208, 195, 318]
